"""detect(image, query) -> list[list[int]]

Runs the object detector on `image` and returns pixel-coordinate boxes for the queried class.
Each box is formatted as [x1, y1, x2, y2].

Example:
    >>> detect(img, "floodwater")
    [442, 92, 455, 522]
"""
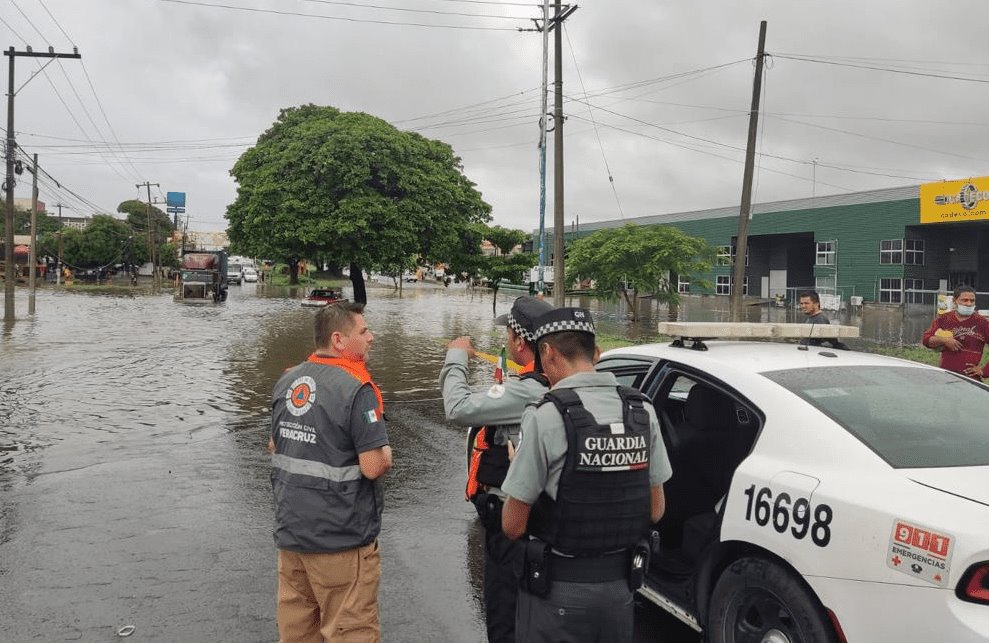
[0, 282, 934, 641]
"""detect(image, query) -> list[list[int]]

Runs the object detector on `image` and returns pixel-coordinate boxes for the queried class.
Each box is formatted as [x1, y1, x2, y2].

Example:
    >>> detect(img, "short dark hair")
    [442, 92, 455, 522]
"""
[538, 331, 595, 363]
[799, 290, 820, 305]
[953, 284, 976, 300]
[314, 301, 365, 347]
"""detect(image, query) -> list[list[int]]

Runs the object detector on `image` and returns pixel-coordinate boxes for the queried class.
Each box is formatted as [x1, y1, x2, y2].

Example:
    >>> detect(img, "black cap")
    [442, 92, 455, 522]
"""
[494, 296, 554, 342]
[533, 307, 595, 341]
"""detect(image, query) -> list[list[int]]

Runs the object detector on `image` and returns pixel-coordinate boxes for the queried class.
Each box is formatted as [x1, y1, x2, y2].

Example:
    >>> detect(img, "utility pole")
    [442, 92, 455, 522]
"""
[729, 21, 767, 322]
[4, 45, 81, 321]
[552, 1, 577, 307]
[28, 152, 37, 314]
[55, 202, 66, 286]
[136, 181, 160, 291]
[527, 4, 576, 302]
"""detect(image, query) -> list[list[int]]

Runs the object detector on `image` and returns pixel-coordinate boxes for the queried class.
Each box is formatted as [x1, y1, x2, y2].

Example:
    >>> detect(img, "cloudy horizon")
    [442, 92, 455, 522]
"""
[4, 0, 989, 238]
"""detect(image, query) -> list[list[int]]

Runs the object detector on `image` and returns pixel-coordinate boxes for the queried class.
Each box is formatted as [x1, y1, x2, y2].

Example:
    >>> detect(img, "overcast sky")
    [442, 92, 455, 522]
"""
[4, 0, 989, 236]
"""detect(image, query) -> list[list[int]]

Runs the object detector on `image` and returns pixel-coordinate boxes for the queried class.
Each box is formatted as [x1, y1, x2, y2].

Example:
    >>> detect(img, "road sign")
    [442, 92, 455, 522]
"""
[167, 207, 186, 214]
[166, 192, 186, 208]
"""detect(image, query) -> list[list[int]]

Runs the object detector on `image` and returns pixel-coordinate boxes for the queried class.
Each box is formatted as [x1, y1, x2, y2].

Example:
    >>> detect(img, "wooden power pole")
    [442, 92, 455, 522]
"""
[730, 21, 767, 322]
[4, 45, 81, 321]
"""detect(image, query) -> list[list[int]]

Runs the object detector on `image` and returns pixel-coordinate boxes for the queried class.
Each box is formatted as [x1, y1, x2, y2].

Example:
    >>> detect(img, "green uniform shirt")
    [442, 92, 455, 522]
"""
[502, 371, 672, 504]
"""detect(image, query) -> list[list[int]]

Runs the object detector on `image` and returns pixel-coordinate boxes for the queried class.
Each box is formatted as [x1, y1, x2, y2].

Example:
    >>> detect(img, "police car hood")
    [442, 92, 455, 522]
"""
[905, 465, 989, 508]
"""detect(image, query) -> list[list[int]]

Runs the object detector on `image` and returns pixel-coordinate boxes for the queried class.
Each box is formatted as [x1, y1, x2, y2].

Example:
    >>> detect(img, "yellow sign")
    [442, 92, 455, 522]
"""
[920, 177, 989, 224]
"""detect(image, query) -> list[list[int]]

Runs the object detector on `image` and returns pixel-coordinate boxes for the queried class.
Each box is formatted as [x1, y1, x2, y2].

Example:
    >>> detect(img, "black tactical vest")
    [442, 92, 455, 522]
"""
[474, 371, 550, 489]
[530, 386, 653, 556]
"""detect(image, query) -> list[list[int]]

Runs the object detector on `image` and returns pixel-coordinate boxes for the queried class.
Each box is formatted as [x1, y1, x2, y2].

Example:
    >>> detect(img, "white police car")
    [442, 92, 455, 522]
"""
[596, 322, 989, 643]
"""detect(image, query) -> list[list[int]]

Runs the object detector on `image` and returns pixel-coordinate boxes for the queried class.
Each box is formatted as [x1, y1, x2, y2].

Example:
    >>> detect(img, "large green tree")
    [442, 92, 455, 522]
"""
[57, 215, 134, 269]
[566, 224, 714, 320]
[225, 105, 491, 300]
[14, 207, 62, 237]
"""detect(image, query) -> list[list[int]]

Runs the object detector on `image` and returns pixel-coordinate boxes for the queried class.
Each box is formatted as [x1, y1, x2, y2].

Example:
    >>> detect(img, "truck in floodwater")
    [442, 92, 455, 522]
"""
[176, 250, 229, 303]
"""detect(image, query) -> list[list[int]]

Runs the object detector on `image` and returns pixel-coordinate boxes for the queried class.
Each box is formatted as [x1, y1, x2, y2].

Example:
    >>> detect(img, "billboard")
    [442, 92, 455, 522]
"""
[166, 191, 186, 208]
[919, 177, 989, 224]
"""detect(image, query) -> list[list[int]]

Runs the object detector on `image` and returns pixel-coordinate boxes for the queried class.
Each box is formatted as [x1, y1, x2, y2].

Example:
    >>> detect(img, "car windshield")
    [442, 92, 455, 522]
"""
[762, 365, 989, 468]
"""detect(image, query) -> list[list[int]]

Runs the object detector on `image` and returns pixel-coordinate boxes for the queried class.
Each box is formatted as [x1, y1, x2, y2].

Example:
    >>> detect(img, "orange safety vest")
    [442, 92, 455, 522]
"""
[465, 361, 537, 501]
[307, 353, 384, 416]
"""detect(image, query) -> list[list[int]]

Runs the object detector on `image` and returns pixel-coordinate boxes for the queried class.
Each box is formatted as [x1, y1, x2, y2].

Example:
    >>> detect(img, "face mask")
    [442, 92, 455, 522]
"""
[956, 304, 976, 316]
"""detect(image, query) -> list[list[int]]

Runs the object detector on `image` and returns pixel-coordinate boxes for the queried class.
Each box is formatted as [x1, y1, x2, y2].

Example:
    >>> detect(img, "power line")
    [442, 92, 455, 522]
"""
[298, 0, 534, 20]
[767, 114, 989, 165]
[34, 0, 75, 45]
[773, 53, 989, 84]
[564, 24, 624, 219]
[9, 0, 48, 43]
[156, 0, 522, 30]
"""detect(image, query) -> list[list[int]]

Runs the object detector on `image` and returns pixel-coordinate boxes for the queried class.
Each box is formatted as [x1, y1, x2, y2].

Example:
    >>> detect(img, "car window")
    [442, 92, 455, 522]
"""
[762, 365, 989, 468]
[595, 357, 654, 390]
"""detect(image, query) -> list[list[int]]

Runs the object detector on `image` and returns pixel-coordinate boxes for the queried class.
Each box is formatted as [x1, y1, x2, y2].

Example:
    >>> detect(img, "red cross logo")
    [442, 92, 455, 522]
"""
[891, 555, 902, 566]
[934, 573, 942, 583]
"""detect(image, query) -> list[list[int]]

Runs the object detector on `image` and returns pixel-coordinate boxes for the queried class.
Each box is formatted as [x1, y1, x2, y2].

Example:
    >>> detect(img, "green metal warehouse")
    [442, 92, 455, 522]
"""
[561, 182, 989, 308]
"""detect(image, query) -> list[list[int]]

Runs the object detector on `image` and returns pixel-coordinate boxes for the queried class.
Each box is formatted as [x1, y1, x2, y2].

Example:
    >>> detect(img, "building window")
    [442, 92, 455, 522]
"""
[815, 275, 835, 292]
[816, 241, 835, 265]
[904, 278, 924, 304]
[731, 244, 750, 266]
[716, 244, 749, 266]
[678, 275, 690, 293]
[880, 239, 903, 264]
[904, 239, 925, 265]
[880, 278, 903, 303]
[716, 275, 748, 295]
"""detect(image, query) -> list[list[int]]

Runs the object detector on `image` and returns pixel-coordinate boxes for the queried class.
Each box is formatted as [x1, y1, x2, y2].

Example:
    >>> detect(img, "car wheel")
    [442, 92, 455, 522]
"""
[708, 557, 836, 643]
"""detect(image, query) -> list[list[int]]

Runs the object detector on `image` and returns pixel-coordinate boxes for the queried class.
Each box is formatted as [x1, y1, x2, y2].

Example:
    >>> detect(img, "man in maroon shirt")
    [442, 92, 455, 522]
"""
[922, 285, 989, 378]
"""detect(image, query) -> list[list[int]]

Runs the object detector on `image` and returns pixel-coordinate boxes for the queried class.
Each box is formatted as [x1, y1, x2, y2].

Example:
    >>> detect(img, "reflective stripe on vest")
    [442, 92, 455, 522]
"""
[272, 453, 363, 482]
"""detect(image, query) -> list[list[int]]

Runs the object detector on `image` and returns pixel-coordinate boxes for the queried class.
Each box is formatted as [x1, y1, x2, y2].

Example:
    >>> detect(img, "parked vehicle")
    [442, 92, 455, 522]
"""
[242, 267, 258, 283]
[176, 251, 228, 303]
[301, 288, 344, 307]
[595, 322, 989, 643]
[227, 262, 243, 285]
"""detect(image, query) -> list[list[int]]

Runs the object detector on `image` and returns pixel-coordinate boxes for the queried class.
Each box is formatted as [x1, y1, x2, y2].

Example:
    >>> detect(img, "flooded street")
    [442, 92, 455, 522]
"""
[0, 283, 935, 641]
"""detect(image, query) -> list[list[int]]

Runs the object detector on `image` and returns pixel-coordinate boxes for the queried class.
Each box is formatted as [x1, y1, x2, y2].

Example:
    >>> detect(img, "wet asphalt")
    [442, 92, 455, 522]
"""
[0, 283, 702, 642]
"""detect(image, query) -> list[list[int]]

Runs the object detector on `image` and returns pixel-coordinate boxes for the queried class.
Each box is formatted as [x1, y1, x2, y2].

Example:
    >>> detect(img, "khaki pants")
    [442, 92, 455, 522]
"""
[277, 542, 381, 643]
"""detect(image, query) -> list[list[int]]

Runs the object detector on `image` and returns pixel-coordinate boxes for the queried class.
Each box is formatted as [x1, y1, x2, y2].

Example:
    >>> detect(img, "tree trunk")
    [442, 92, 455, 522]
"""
[288, 256, 299, 285]
[621, 287, 635, 321]
[350, 262, 367, 304]
[492, 284, 499, 316]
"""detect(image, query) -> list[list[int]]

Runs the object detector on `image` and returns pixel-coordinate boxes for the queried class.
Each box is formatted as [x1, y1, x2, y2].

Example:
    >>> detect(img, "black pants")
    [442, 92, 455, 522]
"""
[483, 521, 524, 643]
[516, 578, 634, 643]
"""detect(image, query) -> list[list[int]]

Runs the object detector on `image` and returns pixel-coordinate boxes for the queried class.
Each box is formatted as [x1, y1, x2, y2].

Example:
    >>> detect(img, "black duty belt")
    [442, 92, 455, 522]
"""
[549, 551, 628, 583]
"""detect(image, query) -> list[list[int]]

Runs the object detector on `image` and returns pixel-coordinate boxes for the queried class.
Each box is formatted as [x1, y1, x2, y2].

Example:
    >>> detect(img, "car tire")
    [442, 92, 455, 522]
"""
[708, 557, 837, 643]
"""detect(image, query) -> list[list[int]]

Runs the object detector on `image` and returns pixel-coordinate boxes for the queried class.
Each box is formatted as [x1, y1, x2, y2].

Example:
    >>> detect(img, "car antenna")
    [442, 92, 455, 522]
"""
[798, 317, 816, 351]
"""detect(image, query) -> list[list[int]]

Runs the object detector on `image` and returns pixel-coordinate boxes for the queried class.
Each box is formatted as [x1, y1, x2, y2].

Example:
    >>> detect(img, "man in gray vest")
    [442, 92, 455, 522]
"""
[502, 307, 671, 642]
[271, 301, 392, 642]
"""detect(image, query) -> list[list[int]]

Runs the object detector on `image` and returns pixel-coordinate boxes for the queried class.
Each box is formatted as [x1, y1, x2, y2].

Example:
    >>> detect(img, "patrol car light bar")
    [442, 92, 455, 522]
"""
[657, 322, 860, 339]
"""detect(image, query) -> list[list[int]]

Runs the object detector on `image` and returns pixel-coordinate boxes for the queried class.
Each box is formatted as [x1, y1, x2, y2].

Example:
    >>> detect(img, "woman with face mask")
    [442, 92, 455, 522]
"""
[922, 285, 989, 379]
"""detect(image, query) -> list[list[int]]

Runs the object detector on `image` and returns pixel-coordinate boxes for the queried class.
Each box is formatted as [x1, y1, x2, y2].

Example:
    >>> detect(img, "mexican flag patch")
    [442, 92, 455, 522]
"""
[363, 409, 379, 424]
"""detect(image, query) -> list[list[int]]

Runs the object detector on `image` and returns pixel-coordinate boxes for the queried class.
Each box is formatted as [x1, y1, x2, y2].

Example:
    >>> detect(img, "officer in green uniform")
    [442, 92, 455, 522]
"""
[501, 307, 672, 643]
[440, 295, 553, 643]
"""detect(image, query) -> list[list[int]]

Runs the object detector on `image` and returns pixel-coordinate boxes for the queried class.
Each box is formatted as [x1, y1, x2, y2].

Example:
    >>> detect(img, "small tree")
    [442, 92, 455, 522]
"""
[478, 253, 537, 315]
[566, 224, 714, 321]
[485, 225, 527, 256]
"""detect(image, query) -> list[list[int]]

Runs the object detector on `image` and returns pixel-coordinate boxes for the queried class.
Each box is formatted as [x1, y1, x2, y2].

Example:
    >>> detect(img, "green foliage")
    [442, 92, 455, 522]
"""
[485, 225, 526, 255]
[14, 208, 62, 237]
[59, 215, 133, 268]
[566, 224, 714, 318]
[226, 105, 492, 282]
[479, 253, 535, 286]
[118, 200, 174, 235]
[567, 223, 714, 302]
